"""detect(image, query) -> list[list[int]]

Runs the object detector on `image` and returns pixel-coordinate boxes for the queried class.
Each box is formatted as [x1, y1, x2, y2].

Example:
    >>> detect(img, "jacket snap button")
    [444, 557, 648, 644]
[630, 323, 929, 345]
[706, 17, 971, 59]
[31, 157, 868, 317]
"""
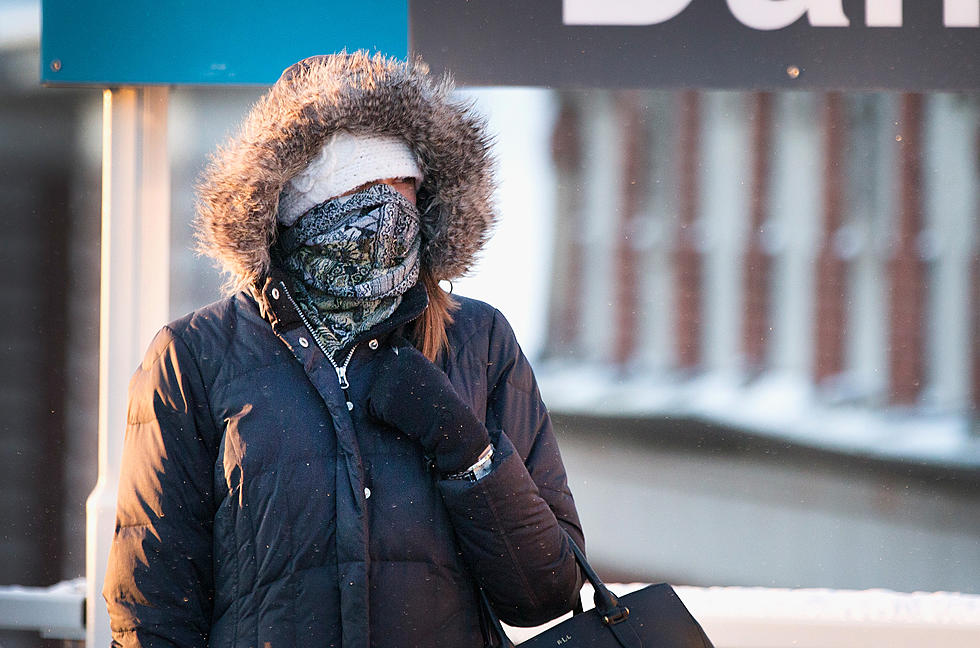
[364, 487, 371, 499]
[368, 339, 379, 350]
[298, 337, 309, 347]
[271, 287, 280, 300]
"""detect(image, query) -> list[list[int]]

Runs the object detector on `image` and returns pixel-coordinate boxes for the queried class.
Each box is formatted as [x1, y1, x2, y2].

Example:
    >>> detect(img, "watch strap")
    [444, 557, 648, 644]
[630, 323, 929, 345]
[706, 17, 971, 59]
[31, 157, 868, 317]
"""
[443, 443, 494, 481]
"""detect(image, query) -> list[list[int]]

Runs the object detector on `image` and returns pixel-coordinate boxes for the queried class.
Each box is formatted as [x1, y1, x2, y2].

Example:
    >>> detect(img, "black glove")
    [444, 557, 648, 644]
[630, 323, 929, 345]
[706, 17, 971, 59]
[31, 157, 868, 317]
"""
[367, 335, 491, 475]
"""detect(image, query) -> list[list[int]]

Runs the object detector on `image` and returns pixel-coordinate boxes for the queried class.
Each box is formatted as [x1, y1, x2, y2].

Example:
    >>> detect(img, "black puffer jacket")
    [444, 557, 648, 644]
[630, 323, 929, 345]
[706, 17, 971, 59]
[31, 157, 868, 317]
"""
[103, 275, 584, 647]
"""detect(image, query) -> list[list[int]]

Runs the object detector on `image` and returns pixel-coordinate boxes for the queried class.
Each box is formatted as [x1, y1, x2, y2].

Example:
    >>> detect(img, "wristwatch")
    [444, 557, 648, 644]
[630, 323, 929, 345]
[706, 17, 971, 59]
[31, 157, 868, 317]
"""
[443, 444, 494, 481]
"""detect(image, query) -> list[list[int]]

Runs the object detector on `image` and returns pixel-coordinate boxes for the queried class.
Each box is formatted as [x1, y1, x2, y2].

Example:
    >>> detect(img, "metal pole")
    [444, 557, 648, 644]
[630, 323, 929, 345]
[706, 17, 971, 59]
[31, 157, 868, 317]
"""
[86, 86, 170, 646]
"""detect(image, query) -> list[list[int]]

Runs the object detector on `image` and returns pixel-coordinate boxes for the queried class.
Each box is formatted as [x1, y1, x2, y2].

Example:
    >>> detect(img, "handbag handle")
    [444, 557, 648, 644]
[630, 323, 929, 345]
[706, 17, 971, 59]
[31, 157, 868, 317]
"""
[481, 529, 634, 646]
[565, 533, 630, 624]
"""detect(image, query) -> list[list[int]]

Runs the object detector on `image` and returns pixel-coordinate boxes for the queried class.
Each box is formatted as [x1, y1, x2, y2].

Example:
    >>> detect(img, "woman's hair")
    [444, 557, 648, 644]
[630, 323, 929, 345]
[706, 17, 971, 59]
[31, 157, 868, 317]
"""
[411, 269, 459, 362]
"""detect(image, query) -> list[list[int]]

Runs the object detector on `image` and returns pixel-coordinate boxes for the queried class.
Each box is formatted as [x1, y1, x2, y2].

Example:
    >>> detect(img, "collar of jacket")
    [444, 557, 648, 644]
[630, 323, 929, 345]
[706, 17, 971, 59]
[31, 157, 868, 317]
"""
[253, 269, 430, 350]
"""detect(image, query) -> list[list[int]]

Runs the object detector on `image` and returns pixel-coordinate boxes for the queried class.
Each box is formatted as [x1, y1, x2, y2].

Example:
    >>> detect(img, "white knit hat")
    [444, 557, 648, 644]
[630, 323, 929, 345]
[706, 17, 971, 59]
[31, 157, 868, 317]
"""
[277, 132, 423, 226]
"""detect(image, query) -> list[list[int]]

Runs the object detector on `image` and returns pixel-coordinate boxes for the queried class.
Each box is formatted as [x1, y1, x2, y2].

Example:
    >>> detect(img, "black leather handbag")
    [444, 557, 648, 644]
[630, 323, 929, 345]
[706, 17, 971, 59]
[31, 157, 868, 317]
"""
[481, 534, 715, 648]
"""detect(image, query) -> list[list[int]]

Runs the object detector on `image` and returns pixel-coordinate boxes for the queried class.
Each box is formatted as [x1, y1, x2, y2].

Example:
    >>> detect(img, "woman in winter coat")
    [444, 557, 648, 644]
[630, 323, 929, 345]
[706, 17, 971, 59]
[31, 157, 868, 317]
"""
[103, 52, 585, 647]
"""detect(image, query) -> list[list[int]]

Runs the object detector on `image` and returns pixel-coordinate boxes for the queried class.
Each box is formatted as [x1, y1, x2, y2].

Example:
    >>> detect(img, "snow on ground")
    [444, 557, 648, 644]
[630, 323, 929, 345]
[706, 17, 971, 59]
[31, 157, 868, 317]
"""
[504, 584, 980, 647]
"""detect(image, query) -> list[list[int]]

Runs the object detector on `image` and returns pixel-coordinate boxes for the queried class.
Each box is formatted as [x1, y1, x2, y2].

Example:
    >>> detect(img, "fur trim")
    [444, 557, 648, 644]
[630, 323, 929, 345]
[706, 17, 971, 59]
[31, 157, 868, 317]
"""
[195, 51, 497, 292]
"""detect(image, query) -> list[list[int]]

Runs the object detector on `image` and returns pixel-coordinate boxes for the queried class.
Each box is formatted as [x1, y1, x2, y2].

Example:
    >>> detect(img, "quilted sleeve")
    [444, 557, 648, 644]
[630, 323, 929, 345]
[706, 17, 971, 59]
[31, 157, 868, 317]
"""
[437, 309, 584, 627]
[102, 326, 218, 647]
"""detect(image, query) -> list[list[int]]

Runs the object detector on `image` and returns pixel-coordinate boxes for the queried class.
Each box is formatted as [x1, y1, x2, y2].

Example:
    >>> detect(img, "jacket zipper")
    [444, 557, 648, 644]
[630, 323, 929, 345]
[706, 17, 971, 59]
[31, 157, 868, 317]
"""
[279, 281, 359, 411]
[331, 345, 359, 410]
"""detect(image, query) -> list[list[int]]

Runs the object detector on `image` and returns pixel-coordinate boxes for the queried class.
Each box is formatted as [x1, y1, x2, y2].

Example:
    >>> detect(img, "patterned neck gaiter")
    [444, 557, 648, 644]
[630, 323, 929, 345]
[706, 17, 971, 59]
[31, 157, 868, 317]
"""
[275, 183, 421, 355]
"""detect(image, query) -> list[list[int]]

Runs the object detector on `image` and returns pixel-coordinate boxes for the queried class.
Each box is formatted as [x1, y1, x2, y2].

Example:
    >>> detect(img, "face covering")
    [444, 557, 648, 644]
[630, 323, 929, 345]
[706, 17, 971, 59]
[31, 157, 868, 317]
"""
[275, 182, 421, 355]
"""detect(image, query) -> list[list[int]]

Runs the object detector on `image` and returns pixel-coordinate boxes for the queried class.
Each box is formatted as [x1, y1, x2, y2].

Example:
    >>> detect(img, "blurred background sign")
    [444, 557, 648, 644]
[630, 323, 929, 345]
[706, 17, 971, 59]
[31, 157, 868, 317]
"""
[41, 0, 979, 89]
[40, 0, 409, 85]
[411, 0, 979, 90]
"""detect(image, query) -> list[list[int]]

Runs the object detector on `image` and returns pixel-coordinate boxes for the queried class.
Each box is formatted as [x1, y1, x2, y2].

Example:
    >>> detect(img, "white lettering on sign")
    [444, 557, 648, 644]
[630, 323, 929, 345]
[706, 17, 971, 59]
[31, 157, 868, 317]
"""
[945, 0, 980, 26]
[867, 1, 980, 27]
[726, 0, 848, 30]
[866, 0, 902, 27]
[563, 0, 979, 28]
[563, 0, 693, 25]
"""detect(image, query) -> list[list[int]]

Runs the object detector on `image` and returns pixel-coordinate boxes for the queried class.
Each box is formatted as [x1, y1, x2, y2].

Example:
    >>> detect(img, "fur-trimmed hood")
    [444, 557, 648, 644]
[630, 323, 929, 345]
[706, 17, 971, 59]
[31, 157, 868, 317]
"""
[195, 51, 497, 292]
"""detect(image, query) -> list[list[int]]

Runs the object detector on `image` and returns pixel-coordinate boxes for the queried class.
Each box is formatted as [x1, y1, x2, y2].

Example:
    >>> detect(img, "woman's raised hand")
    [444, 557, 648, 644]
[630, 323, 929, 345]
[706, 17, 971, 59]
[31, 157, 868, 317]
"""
[366, 334, 490, 475]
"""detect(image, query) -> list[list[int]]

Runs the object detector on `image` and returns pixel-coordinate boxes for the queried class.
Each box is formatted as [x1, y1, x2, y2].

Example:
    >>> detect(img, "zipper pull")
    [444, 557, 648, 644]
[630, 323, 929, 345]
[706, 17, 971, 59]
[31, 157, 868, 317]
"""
[336, 365, 350, 390]
[333, 344, 357, 411]
[336, 366, 354, 410]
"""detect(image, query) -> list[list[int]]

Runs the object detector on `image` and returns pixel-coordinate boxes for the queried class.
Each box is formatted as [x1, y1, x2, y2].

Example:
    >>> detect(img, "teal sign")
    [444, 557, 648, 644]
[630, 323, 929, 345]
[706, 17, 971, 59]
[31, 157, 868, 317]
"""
[41, 1, 408, 85]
